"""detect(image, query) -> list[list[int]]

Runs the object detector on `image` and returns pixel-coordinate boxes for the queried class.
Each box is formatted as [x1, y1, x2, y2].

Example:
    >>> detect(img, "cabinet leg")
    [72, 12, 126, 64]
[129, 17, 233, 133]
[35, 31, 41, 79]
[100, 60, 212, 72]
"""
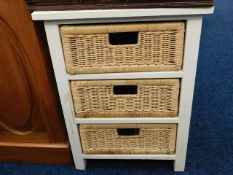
[173, 17, 203, 173]
[74, 159, 87, 170]
[174, 160, 185, 172]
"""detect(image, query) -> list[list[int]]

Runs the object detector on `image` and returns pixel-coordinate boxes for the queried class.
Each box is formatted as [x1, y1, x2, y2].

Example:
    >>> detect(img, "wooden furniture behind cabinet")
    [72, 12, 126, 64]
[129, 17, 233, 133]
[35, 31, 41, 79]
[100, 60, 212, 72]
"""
[31, 0, 214, 171]
[0, 0, 71, 164]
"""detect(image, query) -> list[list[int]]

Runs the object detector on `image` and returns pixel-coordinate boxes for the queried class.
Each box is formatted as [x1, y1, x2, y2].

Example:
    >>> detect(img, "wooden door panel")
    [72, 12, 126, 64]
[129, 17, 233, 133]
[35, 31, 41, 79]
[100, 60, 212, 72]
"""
[0, 19, 40, 133]
[0, 0, 72, 163]
[0, 0, 66, 141]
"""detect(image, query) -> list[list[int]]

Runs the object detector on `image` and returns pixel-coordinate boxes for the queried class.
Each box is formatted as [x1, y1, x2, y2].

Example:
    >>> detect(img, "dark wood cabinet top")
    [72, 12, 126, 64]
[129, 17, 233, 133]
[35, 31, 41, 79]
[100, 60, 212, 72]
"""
[27, 0, 214, 11]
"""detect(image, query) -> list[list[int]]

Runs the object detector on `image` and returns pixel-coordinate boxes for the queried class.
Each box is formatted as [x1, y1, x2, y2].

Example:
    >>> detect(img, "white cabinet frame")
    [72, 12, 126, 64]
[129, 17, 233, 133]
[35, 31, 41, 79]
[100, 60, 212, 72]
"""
[32, 7, 213, 171]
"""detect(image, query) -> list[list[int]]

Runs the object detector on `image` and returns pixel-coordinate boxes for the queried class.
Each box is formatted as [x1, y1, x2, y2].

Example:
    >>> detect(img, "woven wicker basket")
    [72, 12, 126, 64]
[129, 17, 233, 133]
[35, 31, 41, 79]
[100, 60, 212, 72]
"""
[71, 79, 180, 118]
[80, 124, 177, 154]
[60, 22, 185, 74]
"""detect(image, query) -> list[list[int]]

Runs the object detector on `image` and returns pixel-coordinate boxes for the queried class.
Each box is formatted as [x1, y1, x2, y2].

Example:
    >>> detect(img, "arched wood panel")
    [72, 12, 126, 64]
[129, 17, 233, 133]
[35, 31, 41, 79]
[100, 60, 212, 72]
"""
[0, 0, 71, 164]
[0, 17, 40, 135]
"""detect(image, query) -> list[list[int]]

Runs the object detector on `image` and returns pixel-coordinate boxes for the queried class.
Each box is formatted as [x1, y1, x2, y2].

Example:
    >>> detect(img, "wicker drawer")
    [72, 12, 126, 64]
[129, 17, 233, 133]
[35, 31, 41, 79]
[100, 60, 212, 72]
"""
[71, 79, 180, 118]
[80, 124, 177, 154]
[60, 22, 185, 74]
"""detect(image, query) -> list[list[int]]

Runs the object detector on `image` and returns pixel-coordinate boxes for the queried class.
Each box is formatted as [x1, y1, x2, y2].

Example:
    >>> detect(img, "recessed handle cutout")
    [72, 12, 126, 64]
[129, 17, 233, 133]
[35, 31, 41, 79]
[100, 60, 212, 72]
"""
[109, 32, 138, 45]
[113, 85, 138, 95]
[117, 128, 140, 136]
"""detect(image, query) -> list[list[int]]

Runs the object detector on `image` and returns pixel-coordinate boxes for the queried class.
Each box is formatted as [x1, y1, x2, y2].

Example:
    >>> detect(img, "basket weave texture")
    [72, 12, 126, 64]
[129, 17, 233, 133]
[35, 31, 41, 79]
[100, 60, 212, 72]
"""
[60, 22, 185, 74]
[71, 79, 180, 118]
[80, 124, 177, 154]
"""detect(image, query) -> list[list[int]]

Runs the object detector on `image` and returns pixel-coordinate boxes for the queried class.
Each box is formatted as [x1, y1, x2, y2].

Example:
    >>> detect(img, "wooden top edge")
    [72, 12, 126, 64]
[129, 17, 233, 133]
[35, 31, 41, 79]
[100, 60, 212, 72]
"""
[27, 1, 214, 11]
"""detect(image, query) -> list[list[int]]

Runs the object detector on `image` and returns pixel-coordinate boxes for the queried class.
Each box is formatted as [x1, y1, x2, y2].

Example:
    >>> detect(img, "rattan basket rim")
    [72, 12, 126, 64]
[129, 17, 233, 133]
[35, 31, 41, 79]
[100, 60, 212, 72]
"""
[60, 22, 185, 35]
[80, 124, 177, 129]
[71, 79, 180, 87]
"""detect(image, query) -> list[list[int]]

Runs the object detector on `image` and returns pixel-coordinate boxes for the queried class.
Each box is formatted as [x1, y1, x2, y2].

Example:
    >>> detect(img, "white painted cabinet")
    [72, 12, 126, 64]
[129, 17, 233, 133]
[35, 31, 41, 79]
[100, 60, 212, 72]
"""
[32, 7, 214, 171]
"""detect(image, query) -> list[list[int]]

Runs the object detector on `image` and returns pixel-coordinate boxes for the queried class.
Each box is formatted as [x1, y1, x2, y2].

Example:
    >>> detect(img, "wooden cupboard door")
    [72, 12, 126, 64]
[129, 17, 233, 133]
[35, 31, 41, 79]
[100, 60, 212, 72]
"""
[0, 0, 72, 164]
